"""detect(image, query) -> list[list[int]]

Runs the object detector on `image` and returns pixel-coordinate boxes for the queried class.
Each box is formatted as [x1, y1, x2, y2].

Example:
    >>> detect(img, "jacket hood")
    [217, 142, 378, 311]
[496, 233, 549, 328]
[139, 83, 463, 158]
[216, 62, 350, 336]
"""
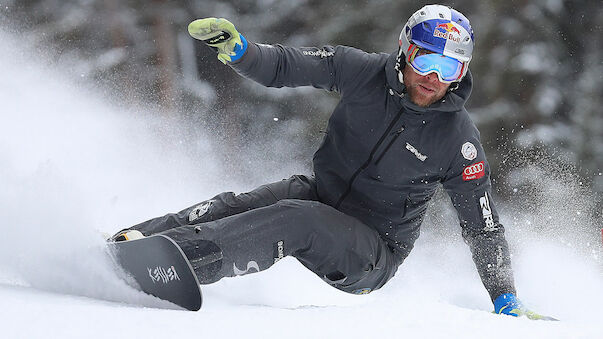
[385, 51, 473, 114]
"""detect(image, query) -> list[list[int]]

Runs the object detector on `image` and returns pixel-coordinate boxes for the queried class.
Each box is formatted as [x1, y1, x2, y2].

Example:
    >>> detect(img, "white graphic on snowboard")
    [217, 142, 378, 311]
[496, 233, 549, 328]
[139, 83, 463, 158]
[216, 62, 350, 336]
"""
[233, 261, 260, 276]
[147, 265, 181, 284]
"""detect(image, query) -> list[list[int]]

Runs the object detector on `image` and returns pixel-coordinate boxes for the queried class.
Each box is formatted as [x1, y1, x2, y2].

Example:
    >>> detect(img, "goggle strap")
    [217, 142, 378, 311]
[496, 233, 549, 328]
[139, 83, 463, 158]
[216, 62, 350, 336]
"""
[458, 62, 465, 82]
[407, 44, 419, 64]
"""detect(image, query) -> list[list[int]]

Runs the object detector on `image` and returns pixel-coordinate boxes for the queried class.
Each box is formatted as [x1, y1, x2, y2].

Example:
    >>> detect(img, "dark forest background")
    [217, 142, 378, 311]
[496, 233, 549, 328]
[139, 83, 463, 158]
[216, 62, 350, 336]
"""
[3, 0, 602, 220]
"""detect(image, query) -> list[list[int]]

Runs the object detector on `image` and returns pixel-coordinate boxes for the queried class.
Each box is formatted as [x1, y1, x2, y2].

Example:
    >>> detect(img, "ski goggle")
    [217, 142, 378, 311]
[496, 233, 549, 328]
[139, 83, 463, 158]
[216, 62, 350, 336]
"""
[405, 45, 466, 83]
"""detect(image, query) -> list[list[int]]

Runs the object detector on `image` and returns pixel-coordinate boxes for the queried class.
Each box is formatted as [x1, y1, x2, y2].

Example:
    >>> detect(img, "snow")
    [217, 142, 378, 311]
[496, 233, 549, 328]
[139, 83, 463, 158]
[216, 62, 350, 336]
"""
[1, 30, 602, 339]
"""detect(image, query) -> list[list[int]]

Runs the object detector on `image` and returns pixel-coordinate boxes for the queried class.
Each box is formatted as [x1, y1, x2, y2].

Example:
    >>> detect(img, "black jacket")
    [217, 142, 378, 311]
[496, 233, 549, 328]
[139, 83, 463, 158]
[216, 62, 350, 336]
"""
[231, 42, 516, 301]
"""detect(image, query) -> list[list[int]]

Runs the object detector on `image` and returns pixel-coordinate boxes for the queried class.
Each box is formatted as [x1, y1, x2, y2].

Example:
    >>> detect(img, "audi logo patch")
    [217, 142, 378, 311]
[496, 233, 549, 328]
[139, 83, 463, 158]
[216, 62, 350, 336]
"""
[462, 161, 485, 181]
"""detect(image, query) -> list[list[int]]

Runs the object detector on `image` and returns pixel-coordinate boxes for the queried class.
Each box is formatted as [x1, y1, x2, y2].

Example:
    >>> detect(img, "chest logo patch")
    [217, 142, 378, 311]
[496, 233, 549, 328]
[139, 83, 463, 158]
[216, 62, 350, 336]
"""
[406, 142, 428, 162]
[461, 142, 478, 160]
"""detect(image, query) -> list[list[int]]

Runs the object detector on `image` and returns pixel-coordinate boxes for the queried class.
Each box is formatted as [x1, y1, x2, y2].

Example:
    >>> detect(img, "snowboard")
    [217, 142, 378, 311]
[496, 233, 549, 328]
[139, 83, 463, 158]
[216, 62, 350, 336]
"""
[108, 235, 202, 311]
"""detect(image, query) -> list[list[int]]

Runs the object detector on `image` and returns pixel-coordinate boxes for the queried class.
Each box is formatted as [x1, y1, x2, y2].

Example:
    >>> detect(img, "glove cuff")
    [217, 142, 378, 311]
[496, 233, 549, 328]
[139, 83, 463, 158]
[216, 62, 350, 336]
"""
[229, 34, 248, 62]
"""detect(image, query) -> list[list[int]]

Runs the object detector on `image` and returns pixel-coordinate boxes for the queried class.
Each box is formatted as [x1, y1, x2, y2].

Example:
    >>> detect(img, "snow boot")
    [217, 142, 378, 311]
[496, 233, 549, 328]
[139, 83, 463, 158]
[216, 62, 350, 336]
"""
[111, 229, 145, 242]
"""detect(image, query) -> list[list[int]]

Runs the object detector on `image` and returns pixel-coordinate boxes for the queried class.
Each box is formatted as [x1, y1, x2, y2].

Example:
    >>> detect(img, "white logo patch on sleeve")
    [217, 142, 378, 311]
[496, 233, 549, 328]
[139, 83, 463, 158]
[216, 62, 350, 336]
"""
[461, 142, 478, 160]
[302, 49, 334, 58]
[479, 192, 497, 232]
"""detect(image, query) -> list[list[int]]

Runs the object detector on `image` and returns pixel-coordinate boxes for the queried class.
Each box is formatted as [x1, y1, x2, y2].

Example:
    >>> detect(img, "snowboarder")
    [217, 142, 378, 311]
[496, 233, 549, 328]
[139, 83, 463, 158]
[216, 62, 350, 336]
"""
[112, 4, 555, 319]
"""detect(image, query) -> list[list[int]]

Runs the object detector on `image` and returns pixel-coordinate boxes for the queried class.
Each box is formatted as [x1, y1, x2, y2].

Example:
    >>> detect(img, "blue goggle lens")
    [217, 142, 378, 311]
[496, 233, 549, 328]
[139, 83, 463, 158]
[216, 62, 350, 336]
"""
[408, 50, 464, 83]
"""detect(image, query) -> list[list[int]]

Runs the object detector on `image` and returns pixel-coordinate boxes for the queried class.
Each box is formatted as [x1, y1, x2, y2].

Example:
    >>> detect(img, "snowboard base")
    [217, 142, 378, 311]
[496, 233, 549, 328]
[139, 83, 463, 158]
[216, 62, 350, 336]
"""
[108, 235, 202, 311]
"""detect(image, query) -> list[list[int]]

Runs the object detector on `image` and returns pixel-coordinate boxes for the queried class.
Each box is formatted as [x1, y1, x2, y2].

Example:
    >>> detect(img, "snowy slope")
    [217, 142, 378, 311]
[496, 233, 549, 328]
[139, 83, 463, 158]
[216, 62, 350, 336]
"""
[1, 31, 602, 339]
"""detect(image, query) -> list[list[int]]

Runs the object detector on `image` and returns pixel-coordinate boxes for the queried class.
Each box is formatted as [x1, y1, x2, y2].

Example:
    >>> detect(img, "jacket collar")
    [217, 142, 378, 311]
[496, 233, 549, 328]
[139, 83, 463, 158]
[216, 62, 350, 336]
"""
[385, 51, 473, 115]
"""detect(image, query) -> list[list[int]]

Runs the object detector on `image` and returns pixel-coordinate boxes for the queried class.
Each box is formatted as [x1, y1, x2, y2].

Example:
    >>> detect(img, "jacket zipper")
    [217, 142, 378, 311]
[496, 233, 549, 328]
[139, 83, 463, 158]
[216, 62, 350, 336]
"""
[374, 126, 405, 166]
[334, 108, 405, 209]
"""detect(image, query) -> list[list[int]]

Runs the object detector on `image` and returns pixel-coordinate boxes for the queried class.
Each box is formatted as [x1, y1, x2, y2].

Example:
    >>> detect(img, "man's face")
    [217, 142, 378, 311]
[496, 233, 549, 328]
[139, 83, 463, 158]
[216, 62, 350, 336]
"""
[402, 65, 450, 107]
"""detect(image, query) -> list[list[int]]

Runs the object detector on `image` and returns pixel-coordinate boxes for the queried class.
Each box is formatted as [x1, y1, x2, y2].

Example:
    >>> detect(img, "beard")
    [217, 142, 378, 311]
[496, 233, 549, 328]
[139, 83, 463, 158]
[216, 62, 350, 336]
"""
[406, 81, 448, 107]
[402, 66, 450, 107]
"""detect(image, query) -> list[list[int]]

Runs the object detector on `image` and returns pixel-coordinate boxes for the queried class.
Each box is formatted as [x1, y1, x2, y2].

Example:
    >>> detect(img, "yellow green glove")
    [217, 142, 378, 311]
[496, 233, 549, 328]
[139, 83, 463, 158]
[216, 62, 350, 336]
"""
[509, 309, 558, 321]
[188, 18, 247, 64]
[493, 293, 559, 321]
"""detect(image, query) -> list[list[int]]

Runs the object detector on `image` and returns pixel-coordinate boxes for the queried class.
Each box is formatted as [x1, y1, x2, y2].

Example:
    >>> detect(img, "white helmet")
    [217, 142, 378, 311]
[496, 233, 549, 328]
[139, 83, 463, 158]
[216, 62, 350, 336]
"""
[397, 4, 474, 83]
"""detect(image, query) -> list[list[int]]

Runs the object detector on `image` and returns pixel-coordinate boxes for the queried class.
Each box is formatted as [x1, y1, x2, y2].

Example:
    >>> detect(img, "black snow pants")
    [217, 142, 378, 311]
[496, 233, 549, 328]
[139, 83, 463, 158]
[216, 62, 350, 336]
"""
[124, 175, 399, 295]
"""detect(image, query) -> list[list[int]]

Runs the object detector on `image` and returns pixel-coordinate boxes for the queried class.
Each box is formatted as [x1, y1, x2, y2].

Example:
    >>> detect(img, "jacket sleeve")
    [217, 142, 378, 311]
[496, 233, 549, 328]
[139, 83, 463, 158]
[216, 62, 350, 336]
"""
[228, 42, 382, 96]
[441, 126, 517, 302]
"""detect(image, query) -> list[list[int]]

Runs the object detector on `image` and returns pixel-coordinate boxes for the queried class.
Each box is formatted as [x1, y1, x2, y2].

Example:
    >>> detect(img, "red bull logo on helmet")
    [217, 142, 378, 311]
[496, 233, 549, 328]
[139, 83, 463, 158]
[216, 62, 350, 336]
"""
[434, 22, 461, 43]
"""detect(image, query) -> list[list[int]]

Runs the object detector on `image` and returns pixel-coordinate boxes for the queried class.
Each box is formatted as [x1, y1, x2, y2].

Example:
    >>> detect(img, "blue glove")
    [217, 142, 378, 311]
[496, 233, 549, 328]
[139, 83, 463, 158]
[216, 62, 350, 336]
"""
[494, 293, 558, 321]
